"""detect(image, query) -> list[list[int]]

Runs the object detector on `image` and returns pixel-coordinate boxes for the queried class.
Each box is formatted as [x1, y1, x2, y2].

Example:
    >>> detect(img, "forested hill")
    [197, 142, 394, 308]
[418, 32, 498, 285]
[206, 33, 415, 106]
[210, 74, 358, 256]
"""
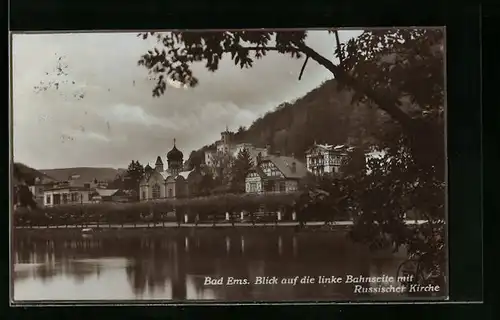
[188, 79, 384, 165]
[12, 162, 56, 185]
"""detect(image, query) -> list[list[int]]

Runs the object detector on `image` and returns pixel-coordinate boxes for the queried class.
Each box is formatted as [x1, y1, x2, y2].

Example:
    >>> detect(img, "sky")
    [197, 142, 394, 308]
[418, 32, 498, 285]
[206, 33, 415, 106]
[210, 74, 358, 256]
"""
[12, 29, 362, 170]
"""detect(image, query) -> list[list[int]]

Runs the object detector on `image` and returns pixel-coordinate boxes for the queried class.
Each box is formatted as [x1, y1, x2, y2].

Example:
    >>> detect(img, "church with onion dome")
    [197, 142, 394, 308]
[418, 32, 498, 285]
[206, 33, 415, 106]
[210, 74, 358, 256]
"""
[139, 139, 201, 200]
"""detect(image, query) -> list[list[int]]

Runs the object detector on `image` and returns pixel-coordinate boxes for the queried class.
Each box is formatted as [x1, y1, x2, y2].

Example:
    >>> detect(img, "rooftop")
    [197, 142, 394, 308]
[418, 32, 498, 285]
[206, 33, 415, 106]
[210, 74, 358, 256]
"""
[260, 155, 307, 179]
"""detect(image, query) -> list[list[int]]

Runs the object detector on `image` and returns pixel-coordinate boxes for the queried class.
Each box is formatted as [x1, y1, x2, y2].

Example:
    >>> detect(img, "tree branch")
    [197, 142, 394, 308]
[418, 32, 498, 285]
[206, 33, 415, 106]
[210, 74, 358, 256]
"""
[291, 42, 417, 131]
[298, 56, 309, 80]
[236, 43, 417, 133]
[334, 30, 344, 63]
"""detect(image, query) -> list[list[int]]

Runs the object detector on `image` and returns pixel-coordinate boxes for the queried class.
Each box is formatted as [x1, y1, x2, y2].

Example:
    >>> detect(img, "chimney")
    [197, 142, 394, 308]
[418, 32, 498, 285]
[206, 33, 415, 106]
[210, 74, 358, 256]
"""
[291, 162, 297, 173]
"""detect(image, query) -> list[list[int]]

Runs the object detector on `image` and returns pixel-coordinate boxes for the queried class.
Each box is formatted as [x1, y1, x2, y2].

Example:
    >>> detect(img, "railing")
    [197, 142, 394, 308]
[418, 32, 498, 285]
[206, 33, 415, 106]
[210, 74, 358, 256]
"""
[13, 208, 429, 230]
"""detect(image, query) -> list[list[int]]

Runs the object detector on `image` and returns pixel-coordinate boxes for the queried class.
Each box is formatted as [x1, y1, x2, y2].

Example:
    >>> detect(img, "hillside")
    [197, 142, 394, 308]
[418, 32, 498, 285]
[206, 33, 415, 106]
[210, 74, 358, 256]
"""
[39, 167, 125, 184]
[12, 162, 57, 185]
[188, 79, 386, 165]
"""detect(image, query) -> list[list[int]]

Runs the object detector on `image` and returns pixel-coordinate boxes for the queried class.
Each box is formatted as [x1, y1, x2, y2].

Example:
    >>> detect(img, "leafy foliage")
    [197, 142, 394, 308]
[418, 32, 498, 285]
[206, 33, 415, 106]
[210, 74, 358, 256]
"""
[124, 160, 145, 194]
[341, 29, 444, 113]
[230, 148, 254, 193]
[208, 151, 234, 187]
[137, 31, 306, 96]
[13, 185, 38, 210]
[340, 29, 445, 177]
[297, 140, 445, 287]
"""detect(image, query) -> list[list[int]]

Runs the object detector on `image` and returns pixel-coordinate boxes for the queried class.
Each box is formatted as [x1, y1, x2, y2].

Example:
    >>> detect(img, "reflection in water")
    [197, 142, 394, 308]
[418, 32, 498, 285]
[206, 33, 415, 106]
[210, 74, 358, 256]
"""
[225, 236, 230, 254]
[278, 236, 283, 256]
[13, 230, 409, 301]
[241, 236, 245, 254]
[293, 236, 298, 257]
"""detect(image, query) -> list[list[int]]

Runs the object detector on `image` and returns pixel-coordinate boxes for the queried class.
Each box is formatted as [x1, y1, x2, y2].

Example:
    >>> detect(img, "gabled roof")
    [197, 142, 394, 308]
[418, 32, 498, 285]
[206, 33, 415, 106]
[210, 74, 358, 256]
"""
[261, 155, 308, 179]
[305, 143, 352, 154]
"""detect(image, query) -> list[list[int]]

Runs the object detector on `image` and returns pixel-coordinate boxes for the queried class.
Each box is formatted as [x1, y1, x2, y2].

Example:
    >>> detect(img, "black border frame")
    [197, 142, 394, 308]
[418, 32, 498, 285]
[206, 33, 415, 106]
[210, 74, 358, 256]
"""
[7, 1, 486, 318]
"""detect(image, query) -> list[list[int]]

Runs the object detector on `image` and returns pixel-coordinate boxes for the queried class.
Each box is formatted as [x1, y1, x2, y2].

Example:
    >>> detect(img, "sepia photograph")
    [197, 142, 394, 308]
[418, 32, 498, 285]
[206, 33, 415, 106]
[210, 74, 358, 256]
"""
[10, 28, 447, 303]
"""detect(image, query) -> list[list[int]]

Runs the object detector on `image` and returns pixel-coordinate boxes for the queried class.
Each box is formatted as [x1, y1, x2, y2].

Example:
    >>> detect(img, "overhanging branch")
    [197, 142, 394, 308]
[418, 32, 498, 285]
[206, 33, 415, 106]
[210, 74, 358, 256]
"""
[292, 42, 417, 131]
[298, 56, 309, 80]
[237, 43, 416, 131]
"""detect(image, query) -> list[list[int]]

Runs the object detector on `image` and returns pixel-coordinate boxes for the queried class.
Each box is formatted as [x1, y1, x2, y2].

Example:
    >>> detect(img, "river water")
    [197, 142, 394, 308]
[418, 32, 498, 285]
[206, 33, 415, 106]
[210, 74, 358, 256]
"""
[12, 228, 410, 302]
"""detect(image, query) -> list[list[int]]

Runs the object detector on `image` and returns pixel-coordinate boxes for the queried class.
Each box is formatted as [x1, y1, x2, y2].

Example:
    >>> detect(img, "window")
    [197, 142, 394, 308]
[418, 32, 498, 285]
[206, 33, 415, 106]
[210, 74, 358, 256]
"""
[279, 182, 286, 192]
[168, 188, 173, 198]
[152, 184, 161, 199]
[62, 193, 68, 204]
[249, 183, 259, 193]
[45, 195, 51, 204]
[87, 193, 91, 201]
[84, 183, 90, 188]
[142, 191, 146, 200]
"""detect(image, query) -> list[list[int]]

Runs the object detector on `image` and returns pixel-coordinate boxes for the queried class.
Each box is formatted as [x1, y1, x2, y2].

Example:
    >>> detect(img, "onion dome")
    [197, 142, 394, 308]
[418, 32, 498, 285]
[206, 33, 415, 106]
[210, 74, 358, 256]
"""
[167, 138, 183, 162]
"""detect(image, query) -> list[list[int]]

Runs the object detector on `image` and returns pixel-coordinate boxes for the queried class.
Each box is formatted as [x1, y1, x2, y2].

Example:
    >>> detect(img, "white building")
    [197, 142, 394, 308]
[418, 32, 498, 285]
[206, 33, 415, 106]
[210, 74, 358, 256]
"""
[305, 143, 352, 176]
[43, 184, 93, 207]
[204, 128, 268, 169]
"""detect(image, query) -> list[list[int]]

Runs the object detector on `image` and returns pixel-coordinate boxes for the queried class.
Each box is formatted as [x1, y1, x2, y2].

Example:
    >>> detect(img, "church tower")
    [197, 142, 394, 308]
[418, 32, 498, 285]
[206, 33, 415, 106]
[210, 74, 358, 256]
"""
[155, 156, 164, 172]
[221, 125, 231, 146]
[167, 138, 183, 176]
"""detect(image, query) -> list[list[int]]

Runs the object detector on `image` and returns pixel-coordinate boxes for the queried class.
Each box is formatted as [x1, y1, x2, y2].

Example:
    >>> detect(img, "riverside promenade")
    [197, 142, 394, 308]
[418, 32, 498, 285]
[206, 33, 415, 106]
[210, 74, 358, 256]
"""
[13, 220, 428, 230]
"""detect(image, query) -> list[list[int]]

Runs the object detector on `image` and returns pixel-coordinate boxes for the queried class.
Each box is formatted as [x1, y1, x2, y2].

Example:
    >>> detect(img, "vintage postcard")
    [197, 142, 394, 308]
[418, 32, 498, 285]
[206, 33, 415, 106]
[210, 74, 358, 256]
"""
[10, 28, 447, 304]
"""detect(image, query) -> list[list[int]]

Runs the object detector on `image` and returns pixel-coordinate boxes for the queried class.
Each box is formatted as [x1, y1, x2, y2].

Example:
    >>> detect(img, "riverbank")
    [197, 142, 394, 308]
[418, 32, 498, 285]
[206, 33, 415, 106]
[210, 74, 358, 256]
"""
[13, 224, 354, 241]
[13, 221, 348, 235]
[12, 220, 428, 240]
[13, 219, 427, 230]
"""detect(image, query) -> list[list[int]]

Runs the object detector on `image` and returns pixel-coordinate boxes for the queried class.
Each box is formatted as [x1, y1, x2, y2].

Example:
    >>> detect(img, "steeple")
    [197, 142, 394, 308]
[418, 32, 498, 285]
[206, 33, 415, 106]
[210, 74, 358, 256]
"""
[155, 156, 164, 172]
[221, 126, 232, 146]
[167, 138, 183, 176]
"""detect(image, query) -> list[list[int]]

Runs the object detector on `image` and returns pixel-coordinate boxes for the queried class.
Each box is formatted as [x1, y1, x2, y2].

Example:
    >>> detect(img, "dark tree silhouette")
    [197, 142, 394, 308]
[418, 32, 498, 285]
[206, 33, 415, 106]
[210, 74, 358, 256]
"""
[230, 148, 254, 193]
[124, 160, 145, 196]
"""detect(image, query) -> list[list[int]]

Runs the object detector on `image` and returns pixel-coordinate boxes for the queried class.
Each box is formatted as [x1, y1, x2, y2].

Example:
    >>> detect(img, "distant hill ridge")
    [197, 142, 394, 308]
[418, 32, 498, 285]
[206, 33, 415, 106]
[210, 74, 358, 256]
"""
[40, 167, 126, 184]
[13, 163, 126, 185]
